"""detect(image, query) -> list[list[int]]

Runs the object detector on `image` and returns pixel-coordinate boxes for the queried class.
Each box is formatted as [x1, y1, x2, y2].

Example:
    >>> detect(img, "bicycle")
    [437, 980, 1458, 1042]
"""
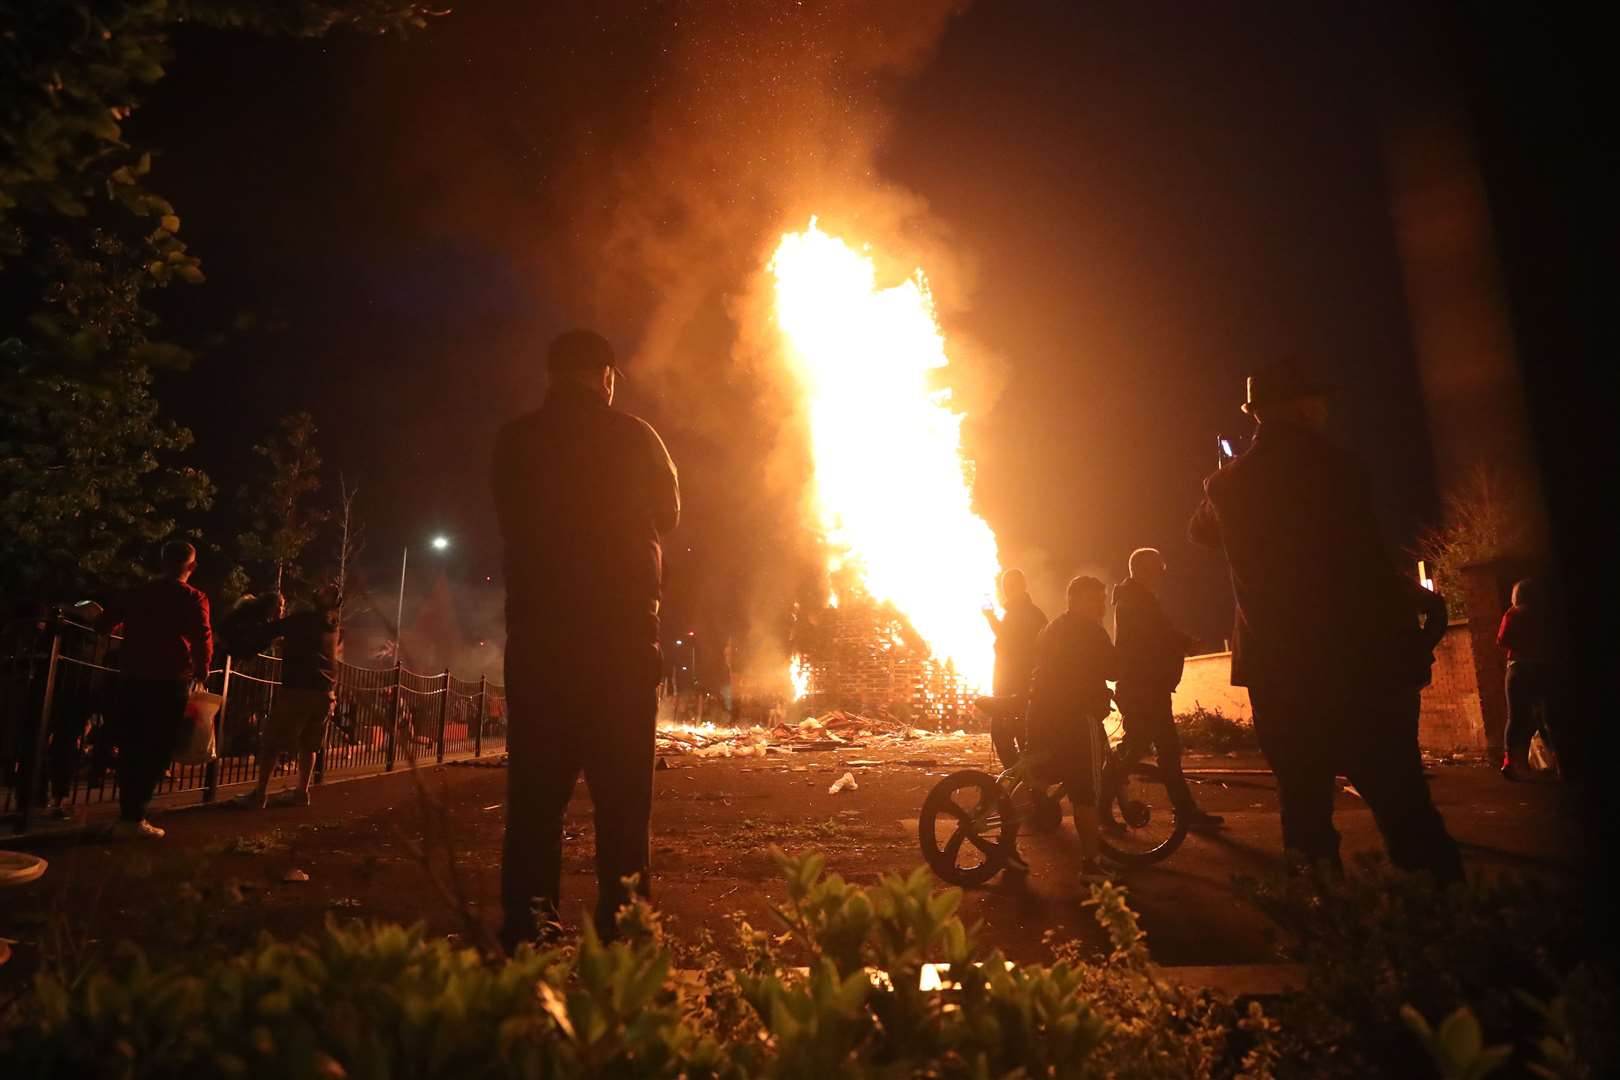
[918, 696, 1188, 885]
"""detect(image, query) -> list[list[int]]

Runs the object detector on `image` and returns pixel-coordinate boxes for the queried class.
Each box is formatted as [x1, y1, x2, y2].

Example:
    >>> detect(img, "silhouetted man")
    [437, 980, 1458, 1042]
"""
[494, 329, 680, 948]
[1188, 360, 1462, 882]
[95, 541, 213, 839]
[1108, 547, 1222, 828]
[1026, 575, 1119, 883]
[982, 568, 1046, 765]
[235, 585, 340, 810]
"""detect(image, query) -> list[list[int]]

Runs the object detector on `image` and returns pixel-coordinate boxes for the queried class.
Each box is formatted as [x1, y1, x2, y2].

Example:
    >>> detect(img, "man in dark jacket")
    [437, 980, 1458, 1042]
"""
[95, 541, 213, 839]
[1109, 548, 1222, 828]
[982, 568, 1046, 766]
[1026, 576, 1120, 883]
[1188, 361, 1462, 882]
[235, 585, 340, 810]
[494, 329, 680, 948]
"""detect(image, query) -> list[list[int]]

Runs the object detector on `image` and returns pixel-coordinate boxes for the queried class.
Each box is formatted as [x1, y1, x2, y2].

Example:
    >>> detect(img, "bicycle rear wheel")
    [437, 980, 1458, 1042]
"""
[919, 770, 1019, 886]
[1098, 762, 1187, 864]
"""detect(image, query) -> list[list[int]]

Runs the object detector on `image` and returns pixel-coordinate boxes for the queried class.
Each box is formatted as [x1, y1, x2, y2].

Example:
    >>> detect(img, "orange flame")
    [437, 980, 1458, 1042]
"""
[770, 218, 1001, 691]
[789, 654, 810, 701]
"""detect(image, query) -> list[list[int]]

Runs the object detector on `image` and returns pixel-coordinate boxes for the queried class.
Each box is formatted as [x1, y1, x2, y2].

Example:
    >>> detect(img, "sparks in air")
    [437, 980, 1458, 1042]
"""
[770, 218, 1001, 691]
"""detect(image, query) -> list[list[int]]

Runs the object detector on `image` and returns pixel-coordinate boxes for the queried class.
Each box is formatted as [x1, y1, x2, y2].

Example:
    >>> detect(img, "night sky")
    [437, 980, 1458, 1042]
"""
[138, 2, 1459, 662]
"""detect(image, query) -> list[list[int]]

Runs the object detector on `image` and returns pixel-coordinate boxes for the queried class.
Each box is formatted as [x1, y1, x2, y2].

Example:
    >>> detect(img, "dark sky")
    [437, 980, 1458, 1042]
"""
[141, 1, 1451, 657]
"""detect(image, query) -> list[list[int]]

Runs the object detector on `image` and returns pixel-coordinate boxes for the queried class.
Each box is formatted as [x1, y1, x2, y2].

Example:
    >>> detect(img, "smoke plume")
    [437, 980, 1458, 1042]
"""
[540, 1, 979, 682]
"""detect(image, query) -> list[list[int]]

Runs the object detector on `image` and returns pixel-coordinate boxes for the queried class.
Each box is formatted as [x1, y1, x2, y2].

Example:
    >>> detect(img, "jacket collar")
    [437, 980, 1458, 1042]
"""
[543, 379, 611, 412]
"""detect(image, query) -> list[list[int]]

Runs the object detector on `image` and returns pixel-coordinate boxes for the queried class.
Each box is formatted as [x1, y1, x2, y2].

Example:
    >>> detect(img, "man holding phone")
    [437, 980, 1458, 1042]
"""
[1188, 361, 1462, 883]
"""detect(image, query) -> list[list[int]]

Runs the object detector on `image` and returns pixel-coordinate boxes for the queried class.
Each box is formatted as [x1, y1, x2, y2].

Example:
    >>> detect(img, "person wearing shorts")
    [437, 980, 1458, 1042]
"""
[263, 687, 333, 756]
[235, 585, 340, 809]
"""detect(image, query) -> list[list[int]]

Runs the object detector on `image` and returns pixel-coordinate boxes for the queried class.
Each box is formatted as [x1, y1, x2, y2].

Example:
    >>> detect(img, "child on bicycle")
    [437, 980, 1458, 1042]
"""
[1025, 575, 1121, 883]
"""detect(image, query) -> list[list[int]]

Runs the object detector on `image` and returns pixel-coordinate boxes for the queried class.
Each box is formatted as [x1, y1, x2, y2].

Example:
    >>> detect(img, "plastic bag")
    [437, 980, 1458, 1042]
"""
[828, 771, 858, 795]
[175, 690, 222, 764]
[1527, 731, 1557, 774]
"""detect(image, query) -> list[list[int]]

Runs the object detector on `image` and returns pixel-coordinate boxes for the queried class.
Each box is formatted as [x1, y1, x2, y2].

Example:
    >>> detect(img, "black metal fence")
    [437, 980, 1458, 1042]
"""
[1, 615, 507, 833]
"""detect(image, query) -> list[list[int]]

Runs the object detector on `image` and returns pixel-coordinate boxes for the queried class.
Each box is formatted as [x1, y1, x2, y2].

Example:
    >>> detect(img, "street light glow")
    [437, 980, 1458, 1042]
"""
[431, 535, 450, 551]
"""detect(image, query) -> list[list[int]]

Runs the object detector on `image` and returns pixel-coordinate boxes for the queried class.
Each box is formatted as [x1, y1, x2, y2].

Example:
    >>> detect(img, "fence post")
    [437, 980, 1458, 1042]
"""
[474, 674, 487, 757]
[384, 661, 402, 772]
[436, 669, 450, 765]
[203, 655, 233, 803]
[18, 616, 64, 834]
[314, 673, 332, 787]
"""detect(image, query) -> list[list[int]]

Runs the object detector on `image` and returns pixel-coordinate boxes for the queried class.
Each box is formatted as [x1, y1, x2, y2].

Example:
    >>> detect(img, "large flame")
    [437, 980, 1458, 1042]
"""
[770, 218, 1001, 690]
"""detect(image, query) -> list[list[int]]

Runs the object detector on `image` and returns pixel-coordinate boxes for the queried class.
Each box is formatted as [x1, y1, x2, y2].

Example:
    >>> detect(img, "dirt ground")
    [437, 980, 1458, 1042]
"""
[0, 732, 1580, 990]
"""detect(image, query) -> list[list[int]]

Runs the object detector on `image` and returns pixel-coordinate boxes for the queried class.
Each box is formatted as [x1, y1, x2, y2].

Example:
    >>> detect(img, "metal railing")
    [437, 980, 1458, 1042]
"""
[1, 615, 506, 833]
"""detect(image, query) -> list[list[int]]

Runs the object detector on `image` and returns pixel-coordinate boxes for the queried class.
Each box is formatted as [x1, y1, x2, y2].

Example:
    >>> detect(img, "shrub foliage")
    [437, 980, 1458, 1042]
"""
[2, 852, 1609, 1078]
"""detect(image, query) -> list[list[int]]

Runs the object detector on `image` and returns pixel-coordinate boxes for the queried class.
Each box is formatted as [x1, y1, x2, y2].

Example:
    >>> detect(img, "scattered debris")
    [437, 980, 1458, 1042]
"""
[829, 772, 859, 795]
[217, 831, 287, 856]
[656, 708, 953, 759]
[282, 868, 311, 883]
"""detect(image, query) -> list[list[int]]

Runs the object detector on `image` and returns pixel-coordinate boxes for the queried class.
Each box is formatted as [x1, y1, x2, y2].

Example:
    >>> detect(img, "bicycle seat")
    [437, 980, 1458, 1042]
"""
[974, 695, 1026, 719]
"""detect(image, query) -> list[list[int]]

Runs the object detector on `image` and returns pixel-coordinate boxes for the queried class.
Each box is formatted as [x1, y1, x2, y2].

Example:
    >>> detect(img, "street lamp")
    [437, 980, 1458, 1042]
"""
[395, 535, 451, 664]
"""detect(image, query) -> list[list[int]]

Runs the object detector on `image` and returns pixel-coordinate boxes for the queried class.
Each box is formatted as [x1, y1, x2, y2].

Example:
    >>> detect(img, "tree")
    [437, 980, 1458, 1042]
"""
[237, 411, 328, 600]
[334, 473, 366, 632]
[0, 231, 213, 604]
[1413, 466, 1530, 618]
[1, 1, 439, 607]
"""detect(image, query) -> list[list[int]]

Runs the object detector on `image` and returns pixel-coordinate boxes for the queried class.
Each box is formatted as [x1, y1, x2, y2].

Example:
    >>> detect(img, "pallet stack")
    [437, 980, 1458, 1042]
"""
[795, 599, 972, 727]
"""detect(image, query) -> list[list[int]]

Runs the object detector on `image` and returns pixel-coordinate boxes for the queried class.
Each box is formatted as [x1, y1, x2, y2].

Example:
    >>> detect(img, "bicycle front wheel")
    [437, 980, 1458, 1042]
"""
[919, 770, 1019, 886]
[1098, 762, 1187, 864]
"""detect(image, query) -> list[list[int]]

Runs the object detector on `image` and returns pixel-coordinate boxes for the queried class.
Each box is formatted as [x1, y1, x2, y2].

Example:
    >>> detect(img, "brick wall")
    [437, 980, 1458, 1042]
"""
[1167, 622, 1489, 755]
[1420, 622, 1489, 754]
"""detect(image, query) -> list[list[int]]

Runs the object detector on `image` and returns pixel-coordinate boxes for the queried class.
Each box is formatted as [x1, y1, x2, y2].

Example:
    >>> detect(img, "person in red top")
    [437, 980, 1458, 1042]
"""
[1497, 578, 1557, 780]
[95, 541, 213, 838]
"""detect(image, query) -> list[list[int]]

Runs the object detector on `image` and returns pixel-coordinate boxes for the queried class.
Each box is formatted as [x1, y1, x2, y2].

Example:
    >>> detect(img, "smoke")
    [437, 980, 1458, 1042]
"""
[538, 1, 978, 682]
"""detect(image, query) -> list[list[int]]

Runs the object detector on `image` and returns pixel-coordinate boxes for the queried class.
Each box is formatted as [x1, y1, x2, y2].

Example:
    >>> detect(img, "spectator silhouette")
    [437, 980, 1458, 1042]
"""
[1498, 578, 1558, 780]
[1107, 548, 1222, 828]
[494, 329, 679, 949]
[982, 568, 1046, 766]
[95, 541, 212, 839]
[1188, 361, 1462, 883]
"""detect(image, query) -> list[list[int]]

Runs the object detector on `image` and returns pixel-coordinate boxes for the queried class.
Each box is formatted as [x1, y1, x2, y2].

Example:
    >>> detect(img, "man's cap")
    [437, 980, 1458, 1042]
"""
[547, 329, 622, 378]
[1242, 359, 1336, 415]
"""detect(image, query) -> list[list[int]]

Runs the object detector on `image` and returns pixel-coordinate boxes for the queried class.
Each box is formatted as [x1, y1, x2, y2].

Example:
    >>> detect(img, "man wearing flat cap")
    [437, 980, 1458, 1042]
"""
[494, 328, 680, 949]
[1189, 360, 1460, 883]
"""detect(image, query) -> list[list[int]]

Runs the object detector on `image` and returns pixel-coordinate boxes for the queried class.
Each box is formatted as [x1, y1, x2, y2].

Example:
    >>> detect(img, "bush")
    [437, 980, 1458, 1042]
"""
[1175, 704, 1259, 754]
[4, 852, 1608, 1078]
[1244, 858, 1615, 1078]
[2, 852, 1277, 1078]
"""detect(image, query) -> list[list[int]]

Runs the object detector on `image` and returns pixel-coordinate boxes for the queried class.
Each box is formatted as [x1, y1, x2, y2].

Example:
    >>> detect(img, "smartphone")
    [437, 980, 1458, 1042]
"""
[1216, 434, 1237, 468]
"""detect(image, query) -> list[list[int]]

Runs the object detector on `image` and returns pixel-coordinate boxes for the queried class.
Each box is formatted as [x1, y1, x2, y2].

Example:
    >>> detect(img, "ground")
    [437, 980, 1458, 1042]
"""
[0, 733, 1579, 992]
